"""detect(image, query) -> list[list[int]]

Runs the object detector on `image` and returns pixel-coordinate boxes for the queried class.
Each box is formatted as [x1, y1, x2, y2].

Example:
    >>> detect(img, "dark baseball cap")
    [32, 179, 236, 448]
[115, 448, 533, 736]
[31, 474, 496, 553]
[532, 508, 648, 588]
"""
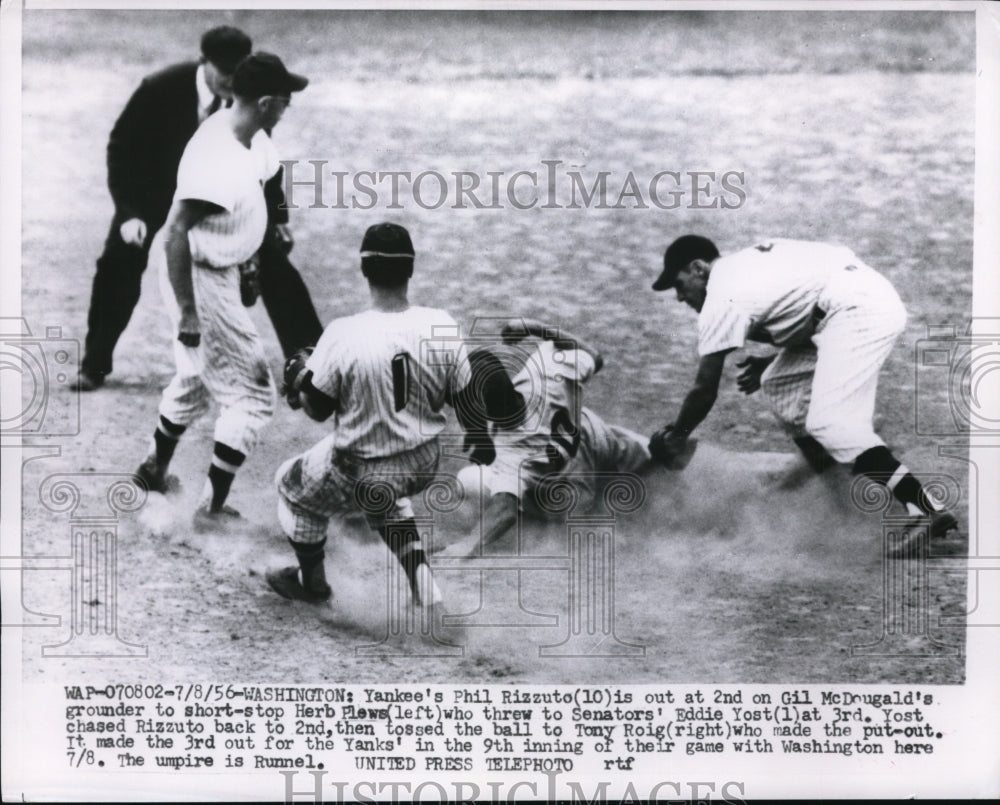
[360, 223, 415, 258]
[232, 52, 309, 99]
[200, 26, 252, 74]
[652, 234, 720, 291]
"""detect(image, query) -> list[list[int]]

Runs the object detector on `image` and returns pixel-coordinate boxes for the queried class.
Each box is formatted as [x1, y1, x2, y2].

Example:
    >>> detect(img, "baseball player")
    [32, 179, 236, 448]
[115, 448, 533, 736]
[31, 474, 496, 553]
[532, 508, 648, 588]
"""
[649, 235, 958, 557]
[134, 53, 308, 529]
[456, 318, 652, 555]
[266, 222, 482, 607]
[74, 26, 321, 392]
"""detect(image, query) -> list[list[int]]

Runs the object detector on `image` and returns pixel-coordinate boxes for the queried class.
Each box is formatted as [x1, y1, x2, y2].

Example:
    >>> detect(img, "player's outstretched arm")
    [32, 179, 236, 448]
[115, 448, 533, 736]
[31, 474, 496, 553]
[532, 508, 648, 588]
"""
[501, 318, 604, 374]
[649, 349, 731, 467]
[673, 350, 730, 434]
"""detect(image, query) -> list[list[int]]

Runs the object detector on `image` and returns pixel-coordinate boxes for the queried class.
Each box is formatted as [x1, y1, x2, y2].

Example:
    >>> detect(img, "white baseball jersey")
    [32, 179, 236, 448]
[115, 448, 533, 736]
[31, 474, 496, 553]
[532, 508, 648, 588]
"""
[485, 339, 597, 498]
[151, 229, 275, 457]
[697, 238, 907, 464]
[306, 307, 472, 459]
[697, 239, 857, 355]
[150, 111, 279, 458]
[174, 109, 279, 268]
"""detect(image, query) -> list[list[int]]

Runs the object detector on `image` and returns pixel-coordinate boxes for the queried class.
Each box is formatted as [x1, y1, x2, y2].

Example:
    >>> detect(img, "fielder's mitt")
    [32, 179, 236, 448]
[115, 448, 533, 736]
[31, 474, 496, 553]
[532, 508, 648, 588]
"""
[281, 347, 314, 410]
[649, 424, 697, 470]
[239, 256, 262, 307]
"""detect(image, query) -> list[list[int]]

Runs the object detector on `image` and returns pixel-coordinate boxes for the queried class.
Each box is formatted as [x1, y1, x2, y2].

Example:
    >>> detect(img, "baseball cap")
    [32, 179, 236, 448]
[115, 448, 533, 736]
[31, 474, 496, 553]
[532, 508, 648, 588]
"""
[232, 52, 309, 99]
[360, 223, 416, 259]
[651, 234, 720, 291]
[200, 26, 252, 74]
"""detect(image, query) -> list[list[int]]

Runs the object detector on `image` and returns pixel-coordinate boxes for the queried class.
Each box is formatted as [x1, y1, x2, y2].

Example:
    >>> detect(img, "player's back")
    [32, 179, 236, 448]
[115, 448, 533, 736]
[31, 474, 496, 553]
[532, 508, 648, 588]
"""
[307, 306, 464, 458]
[708, 238, 858, 346]
[493, 339, 597, 469]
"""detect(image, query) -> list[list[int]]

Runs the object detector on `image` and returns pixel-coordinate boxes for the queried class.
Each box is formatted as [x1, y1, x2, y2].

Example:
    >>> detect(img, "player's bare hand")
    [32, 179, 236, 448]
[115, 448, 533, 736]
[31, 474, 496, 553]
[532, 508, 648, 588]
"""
[736, 355, 775, 395]
[119, 218, 148, 247]
[271, 223, 294, 254]
[178, 309, 201, 348]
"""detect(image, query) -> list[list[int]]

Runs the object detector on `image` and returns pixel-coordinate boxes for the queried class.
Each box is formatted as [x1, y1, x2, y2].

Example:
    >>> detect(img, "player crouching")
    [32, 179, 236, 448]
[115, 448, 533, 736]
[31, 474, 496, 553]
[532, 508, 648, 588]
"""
[266, 223, 482, 608]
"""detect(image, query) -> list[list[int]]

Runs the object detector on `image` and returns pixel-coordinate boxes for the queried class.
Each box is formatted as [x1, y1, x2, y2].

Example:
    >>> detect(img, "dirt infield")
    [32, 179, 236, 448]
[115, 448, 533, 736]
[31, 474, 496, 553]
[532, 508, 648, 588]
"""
[18, 10, 973, 684]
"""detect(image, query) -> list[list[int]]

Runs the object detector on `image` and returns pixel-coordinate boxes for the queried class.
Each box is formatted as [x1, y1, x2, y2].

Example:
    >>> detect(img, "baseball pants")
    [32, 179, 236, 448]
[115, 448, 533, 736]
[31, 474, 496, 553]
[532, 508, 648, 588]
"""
[759, 264, 907, 464]
[489, 407, 651, 517]
[152, 230, 275, 456]
[276, 437, 442, 544]
[81, 218, 322, 377]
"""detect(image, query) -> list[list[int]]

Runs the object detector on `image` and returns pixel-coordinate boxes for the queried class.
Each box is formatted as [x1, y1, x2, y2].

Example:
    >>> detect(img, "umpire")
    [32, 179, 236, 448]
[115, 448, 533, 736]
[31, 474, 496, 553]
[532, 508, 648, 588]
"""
[75, 25, 322, 391]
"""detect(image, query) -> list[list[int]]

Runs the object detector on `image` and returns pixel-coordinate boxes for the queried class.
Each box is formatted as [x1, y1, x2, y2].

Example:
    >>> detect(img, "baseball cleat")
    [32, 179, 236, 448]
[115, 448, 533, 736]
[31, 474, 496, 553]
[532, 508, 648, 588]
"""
[412, 563, 443, 607]
[886, 510, 961, 559]
[192, 503, 243, 533]
[134, 460, 180, 495]
[928, 509, 959, 539]
[266, 566, 332, 603]
[71, 370, 105, 392]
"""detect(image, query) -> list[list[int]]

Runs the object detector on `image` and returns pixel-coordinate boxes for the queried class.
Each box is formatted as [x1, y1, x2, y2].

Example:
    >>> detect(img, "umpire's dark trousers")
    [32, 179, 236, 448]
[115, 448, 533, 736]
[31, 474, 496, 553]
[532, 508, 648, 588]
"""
[81, 216, 323, 377]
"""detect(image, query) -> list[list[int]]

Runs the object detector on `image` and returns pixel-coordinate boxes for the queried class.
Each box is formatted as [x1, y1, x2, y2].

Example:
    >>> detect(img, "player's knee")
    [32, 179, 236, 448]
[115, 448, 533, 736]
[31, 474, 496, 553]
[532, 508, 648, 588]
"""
[276, 496, 298, 538]
[277, 496, 326, 543]
[804, 415, 872, 462]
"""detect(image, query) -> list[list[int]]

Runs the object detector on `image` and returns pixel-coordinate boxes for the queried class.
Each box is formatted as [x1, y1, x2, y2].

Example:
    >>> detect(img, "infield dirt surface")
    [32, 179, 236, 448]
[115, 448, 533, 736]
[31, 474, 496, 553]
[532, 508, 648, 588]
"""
[18, 10, 973, 684]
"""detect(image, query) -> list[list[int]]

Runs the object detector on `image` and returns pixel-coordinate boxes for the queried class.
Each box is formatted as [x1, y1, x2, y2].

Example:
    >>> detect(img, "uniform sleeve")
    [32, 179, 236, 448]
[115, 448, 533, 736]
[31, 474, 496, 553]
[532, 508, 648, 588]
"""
[106, 79, 156, 220]
[174, 136, 236, 212]
[697, 293, 750, 355]
[260, 134, 288, 225]
[305, 322, 343, 402]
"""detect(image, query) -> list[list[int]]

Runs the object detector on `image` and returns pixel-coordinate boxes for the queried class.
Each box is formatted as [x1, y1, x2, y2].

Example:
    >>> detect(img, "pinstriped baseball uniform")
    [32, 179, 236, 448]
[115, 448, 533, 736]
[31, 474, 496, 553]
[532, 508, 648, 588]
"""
[484, 339, 650, 508]
[277, 307, 471, 543]
[698, 239, 906, 463]
[150, 109, 278, 456]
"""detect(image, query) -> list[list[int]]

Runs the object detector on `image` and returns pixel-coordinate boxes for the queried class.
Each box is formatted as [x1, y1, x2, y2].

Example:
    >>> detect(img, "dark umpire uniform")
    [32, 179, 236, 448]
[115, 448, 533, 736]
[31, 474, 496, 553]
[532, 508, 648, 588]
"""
[76, 26, 322, 390]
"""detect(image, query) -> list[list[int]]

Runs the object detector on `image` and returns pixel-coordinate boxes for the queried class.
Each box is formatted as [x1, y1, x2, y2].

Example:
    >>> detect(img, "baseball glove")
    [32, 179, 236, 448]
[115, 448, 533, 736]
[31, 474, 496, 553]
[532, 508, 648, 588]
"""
[649, 424, 697, 470]
[281, 347, 314, 410]
[239, 256, 262, 307]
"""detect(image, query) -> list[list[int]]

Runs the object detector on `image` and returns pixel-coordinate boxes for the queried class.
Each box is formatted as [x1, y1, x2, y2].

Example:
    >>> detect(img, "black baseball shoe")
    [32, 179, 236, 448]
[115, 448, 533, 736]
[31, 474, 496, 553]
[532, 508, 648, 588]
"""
[193, 504, 243, 534]
[72, 370, 105, 392]
[928, 509, 959, 539]
[265, 566, 332, 603]
[134, 460, 180, 495]
[887, 510, 961, 559]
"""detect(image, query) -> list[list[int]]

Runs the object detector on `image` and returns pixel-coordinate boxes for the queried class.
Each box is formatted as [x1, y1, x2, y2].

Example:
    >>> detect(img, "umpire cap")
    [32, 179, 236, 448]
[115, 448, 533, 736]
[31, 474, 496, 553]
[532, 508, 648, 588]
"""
[200, 26, 252, 74]
[652, 234, 719, 291]
[232, 52, 309, 99]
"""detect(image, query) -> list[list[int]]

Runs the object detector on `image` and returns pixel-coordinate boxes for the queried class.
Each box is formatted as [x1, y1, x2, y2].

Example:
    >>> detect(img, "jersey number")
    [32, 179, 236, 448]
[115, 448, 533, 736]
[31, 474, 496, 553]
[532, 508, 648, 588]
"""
[545, 409, 581, 473]
[391, 353, 410, 412]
